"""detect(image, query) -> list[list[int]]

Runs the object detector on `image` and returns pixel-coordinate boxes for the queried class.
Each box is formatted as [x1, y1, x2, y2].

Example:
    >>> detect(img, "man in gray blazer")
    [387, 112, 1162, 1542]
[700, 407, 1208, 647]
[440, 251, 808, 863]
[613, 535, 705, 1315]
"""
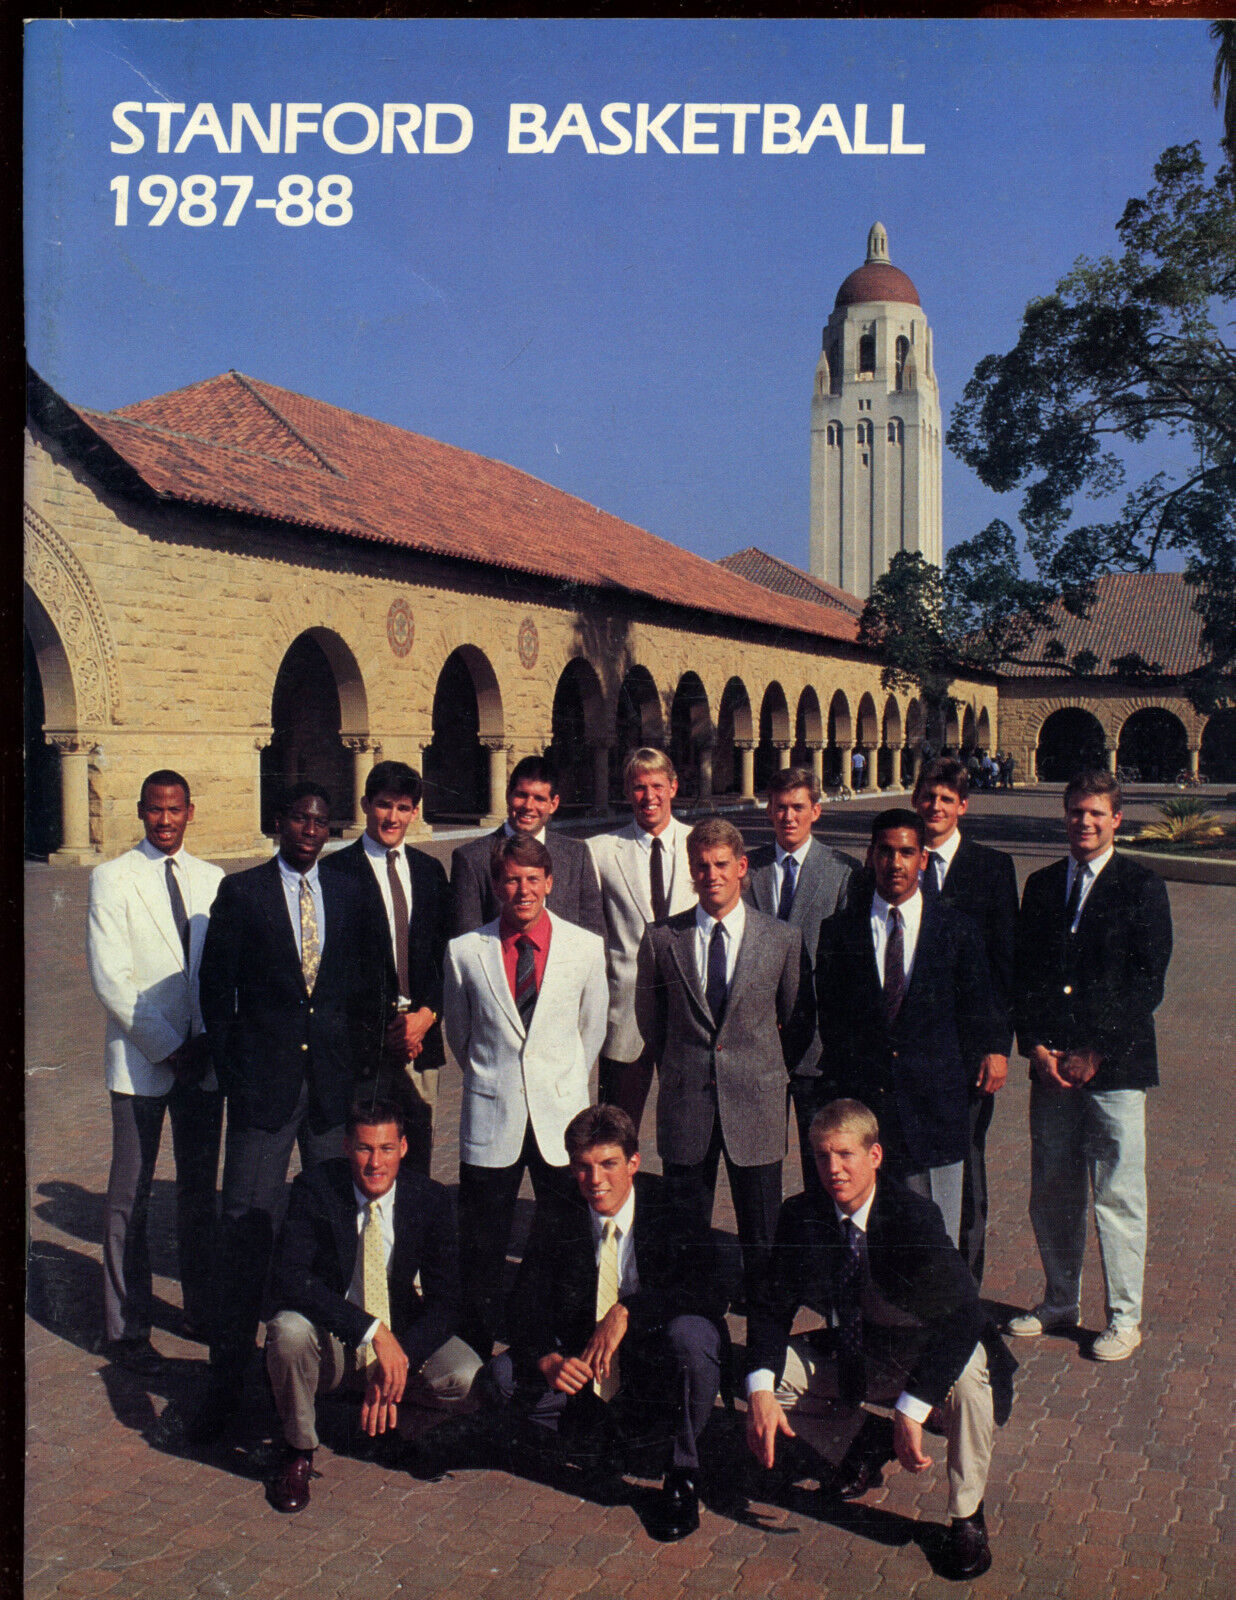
[449, 755, 604, 940]
[637, 818, 813, 1307]
[744, 766, 859, 1201]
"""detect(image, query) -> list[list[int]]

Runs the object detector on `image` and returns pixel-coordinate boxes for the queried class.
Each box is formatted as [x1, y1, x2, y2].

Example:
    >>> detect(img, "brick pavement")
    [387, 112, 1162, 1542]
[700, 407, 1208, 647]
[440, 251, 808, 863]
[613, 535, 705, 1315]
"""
[24, 793, 1236, 1598]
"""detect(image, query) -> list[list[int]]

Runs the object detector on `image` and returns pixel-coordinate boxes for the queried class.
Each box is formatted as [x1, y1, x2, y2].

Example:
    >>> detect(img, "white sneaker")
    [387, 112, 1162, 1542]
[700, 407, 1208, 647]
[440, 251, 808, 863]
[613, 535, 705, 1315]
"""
[1005, 1307, 1078, 1338]
[1092, 1325, 1141, 1362]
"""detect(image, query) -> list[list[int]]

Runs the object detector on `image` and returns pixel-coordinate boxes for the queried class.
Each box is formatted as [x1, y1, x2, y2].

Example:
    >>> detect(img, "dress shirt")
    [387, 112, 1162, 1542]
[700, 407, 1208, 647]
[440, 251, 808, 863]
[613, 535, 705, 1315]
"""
[920, 827, 961, 894]
[773, 840, 813, 907]
[632, 823, 679, 909]
[276, 855, 325, 960]
[346, 1179, 397, 1348]
[588, 1187, 640, 1298]
[135, 836, 195, 919]
[870, 889, 922, 988]
[360, 832, 412, 1004]
[500, 911, 553, 1000]
[1065, 845, 1114, 932]
[693, 898, 745, 992]
[503, 820, 547, 843]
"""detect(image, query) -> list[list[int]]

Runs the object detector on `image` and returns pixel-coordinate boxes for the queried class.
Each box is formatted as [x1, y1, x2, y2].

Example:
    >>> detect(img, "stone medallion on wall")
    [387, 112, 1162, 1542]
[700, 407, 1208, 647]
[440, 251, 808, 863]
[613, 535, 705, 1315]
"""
[386, 597, 415, 658]
[517, 616, 539, 670]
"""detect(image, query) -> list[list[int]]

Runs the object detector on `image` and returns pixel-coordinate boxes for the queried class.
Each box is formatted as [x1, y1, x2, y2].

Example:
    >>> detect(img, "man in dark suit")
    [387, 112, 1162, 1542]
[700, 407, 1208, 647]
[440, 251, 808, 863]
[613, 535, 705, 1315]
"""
[449, 754, 604, 939]
[814, 809, 1005, 1247]
[637, 818, 813, 1308]
[746, 1099, 1012, 1580]
[484, 1105, 727, 1541]
[194, 781, 386, 1436]
[321, 760, 449, 1174]
[745, 765, 859, 1202]
[1010, 770, 1172, 1362]
[264, 1097, 480, 1512]
[913, 757, 1019, 1285]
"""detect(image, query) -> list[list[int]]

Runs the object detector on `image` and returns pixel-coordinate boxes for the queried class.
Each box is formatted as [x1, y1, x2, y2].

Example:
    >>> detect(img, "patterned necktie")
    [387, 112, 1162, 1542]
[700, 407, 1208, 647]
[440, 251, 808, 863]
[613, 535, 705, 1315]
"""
[777, 855, 798, 921]
[921, 853, 943, 903]
[514, 934, 538, 1028]
[883, 907, 906, 1023]
[386, 849, 411, 997]
[593, 1217, 621, 1401]
[1064, 864, 1086, 933]
[649, 835, 669, 922]
[299, 875, 321, 990]
[165, 856, 190, 965]
[835, 1218, 866, 1405]
[706, 920, 728, 1023]
[361, 1199, 391, 1368]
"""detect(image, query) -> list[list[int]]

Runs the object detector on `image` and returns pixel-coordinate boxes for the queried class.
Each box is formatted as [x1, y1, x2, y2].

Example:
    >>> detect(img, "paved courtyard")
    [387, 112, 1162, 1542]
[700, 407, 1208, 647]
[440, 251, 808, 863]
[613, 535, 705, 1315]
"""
[24, 791, 1236, 1599]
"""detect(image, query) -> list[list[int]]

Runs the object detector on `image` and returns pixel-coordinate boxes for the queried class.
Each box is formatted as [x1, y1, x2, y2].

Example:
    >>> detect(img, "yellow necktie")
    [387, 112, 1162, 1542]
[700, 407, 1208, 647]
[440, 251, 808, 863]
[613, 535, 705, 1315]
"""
[594, 1217, 621, 1401]
[299, 875, 321, 990]
[362, 1199, 390, 1368]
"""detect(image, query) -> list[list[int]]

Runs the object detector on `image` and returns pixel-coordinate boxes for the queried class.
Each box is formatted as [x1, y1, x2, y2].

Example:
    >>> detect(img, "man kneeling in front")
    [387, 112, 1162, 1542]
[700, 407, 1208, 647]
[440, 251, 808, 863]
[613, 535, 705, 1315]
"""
[264, 1097, 481, 1512]
[745, 1099, 1014, 1582]
[484, 1104, 726, 1541]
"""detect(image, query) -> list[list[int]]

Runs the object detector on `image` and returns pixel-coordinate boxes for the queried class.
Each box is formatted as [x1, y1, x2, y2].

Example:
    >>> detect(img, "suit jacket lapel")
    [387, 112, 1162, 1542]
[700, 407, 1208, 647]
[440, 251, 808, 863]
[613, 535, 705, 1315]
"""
[751, 864, 775, 917]
[132, 855, 190, 969]
[616, 827, 654, 921]
[328, 1164, 360, 1288]
[666, 918, 713, 1027]
[790, 843, 826, 928]
[258, 858, 306, 979]
[479, 927, 525, 1037]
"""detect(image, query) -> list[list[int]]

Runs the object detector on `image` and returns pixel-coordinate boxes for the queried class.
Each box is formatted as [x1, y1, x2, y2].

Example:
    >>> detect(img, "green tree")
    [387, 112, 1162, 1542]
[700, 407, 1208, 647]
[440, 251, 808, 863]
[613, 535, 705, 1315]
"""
[946, 142, 1236, 711]
[1213, 20, 1236, 163]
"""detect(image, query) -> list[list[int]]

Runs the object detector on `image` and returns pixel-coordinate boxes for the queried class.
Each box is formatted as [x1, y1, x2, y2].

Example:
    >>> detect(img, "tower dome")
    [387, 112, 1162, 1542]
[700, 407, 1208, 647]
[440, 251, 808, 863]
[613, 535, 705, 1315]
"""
[834, 221, 921, 309]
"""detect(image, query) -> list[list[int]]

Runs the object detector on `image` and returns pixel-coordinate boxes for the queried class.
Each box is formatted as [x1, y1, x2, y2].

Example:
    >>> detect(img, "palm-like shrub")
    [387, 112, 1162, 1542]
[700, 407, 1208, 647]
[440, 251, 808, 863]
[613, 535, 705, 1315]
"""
[1135, 796, 1227, 846]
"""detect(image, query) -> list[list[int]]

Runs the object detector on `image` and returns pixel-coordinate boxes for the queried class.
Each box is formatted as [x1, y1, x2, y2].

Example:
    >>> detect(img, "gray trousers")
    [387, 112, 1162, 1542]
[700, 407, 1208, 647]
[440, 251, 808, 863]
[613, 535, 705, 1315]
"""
[265, 1311, 482, 1451]
[104, 1080, 222, 1341]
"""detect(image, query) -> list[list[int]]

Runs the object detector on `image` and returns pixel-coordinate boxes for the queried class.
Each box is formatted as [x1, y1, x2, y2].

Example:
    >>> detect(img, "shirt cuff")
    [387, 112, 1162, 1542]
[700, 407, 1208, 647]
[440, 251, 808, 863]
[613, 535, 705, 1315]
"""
[746, 1369, 776, 1396]
[359, 1318, 381, 1350]
[896, 1391, 933, 1424]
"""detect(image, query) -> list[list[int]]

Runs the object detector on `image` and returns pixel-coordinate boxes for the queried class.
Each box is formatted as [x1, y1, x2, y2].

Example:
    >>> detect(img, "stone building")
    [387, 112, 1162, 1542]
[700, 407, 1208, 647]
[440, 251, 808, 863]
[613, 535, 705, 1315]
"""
[24, 369, 998, 864]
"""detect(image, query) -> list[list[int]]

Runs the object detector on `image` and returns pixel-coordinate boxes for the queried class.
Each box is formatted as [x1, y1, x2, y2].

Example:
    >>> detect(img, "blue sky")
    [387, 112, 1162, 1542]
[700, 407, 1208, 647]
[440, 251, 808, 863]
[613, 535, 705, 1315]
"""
[24, 18, 1222, 575]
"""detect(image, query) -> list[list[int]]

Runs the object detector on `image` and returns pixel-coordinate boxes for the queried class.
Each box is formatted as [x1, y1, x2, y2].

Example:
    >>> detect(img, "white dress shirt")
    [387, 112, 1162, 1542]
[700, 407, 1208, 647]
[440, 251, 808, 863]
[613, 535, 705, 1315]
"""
[136, 837, 194, 963]
[921, 827, 961, 894]
[589, 1186, 640, 1298]
[361, 832, 412, 1004]
[870, 889, 922, 987]
[1066, 845, 1114, 932]
[347, 1180, 397, 1347]
[277, 855, 325, 959]
[503, 820, 547, 843]
[693, 898, 745, 990]
[633, 822, 680, 908]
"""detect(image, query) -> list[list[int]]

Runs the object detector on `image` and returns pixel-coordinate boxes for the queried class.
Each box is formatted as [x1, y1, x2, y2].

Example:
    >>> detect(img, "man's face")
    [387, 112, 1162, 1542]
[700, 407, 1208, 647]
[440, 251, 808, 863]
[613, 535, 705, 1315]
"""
[345, 1121, 407, 1201]
[812, 1130, 882, 1216]
[507, 778, 560, 836]
[571, 1142, 640, 1217]
[627, 767, 677, 836]
[495, 862, 552, 928]
[913, 783, 967, 848]
[690, 844, 747, 919]
[1065, 792, 1121, 862]
[362, 790, 418, 850]
[871, 827, 927, 906]
[138, 783, 194, 855]
[277, 794, 331, 872]
[769, 786, 822, 853]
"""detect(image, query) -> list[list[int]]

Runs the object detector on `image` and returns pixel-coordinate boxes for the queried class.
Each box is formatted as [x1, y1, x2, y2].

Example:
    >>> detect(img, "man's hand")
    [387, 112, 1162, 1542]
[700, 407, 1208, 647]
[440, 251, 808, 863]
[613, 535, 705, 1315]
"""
[1060, 1047, 1100, 1086]
[894, 1411, 933, 1474]
[537, 1352, 594, 1395]
[1030, 1044, 1073, 1090]
[976, 1053, 1008, 1093]
[581, 1304, 628, 1384]
[384, 1010, 432, 1063]
[745, 1389, 795, 1470]
[162, 1036, 211, 1082]
[359, 1324, 409, 1436]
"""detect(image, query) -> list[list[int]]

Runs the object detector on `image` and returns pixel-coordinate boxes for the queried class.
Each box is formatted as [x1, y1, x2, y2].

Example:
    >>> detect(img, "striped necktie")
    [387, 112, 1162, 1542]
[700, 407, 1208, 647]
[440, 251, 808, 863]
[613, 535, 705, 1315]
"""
[594, 1217, 621, 1401]
[514, 934, 538, 1028]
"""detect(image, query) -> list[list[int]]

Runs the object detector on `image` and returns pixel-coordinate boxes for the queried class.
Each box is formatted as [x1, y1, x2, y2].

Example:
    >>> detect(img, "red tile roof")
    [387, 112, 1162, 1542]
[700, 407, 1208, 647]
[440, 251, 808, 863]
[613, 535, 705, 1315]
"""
[999, 571, 1207, 677]
[716, 547, 865, 619]
[38, 370, 859, 646]
[835, 261, 920, 309]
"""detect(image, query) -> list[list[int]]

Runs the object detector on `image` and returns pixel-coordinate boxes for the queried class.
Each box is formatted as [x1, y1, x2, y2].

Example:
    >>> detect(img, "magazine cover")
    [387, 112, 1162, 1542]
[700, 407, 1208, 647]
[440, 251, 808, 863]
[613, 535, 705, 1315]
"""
[23, 17, 1233, 1600]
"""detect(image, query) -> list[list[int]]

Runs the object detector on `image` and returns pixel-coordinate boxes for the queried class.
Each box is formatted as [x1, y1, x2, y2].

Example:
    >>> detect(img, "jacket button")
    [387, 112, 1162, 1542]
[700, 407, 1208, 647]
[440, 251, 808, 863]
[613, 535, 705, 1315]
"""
[301, 1042, 309, 1051]
[308, 1007, 314, 1015]
[1062, 985, 1073, 996]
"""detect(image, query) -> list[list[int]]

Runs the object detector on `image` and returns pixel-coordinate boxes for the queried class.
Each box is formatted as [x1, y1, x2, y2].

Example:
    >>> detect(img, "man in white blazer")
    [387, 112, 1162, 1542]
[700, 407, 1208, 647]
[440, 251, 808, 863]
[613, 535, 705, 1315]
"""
[586, 748, 697, 1128]
[444, 832, 608, 1358]
[86, 769, 224, 1371]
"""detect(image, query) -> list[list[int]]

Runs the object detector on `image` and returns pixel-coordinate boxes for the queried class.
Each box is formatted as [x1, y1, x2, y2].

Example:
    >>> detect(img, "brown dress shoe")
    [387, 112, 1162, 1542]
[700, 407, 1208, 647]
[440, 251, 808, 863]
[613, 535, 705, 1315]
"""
[269, 1449, 314, 1513]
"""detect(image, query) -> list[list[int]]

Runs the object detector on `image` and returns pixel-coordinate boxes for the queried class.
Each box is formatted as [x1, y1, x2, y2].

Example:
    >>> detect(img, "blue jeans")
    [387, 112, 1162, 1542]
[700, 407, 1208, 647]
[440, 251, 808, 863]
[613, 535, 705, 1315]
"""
[1028, 1082, 1147, 1329]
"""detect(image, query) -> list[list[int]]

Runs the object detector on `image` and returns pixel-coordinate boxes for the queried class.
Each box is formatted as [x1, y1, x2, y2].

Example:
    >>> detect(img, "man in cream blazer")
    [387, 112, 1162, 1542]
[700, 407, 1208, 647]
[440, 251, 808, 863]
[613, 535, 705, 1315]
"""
[444, 833, 608, 1357]
[86, 769, 224, 1370]
[586, 748, 696, 1128]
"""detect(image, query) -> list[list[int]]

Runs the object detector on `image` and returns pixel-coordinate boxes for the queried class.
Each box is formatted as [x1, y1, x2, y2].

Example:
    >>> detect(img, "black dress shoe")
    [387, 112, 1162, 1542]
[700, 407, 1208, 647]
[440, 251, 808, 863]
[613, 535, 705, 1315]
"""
[939, 1502, 992, 1581]
[827, 1415, 894, 1501]
[104, 1338, 164, 1376]
[269, 1449, 314, 1514]
[646, 1469, 700, 1542]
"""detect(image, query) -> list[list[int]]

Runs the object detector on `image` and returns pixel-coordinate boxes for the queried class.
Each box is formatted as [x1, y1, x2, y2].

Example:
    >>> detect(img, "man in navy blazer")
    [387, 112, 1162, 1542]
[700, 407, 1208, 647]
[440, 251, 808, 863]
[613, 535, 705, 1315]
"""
[913, 757, 1019, 1285]
[195, 781, 386, 1436]
[321, 760, 450, 1174]
[814, 809, 1005, 1247]
[264, 1098, 480, 1512]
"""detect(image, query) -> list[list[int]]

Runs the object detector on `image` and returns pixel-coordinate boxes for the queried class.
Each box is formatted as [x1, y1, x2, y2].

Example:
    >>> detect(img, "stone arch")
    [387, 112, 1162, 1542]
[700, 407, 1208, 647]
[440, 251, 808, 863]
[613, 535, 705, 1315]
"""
[24, 505, 120, 728]
[1201, 708, 1236, 783]
[878, 695, 903, 789]
[550, 657, 605, 809]
[257, 584, 380, 736]
[24, 593, 71, 856]
[670, 672, 712, 800]
[826, 690, 852, 785]
[1116, 706, 1188, 784]
[902, 697, 926, 787]
[793, 687, 824, 768]
[1036, 706, 1107, 783]
[423, 645, 505, 823]
[856, 692, 879, 748]
[756, 681, 791, 792]
[613, 665, 665, 801]
[716, 677, 754, 796]
[977, 706, 992, 752]
[942, 702, 961, 752]
[961, 704, 977, 753]
[261, 628, 371, 831]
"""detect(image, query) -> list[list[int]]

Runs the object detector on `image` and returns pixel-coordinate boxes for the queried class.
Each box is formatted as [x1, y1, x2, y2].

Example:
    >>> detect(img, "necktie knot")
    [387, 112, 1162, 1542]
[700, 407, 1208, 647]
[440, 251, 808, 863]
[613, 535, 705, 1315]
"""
[367, 1199, 380, 1225]
[602, 1217, 618, 1244]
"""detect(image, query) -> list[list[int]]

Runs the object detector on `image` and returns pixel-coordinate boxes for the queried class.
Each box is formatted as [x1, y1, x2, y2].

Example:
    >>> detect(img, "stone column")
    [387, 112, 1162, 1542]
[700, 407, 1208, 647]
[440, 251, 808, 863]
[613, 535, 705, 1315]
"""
[1105, 745, 1119, 777]
[1188, 745, 1201, 781]
[408, 739, 435, 837]
[808, 742, 825, 789]
[342, 737, 373, 837]
[775, 741, 792, 772]
[591, 742, 612, 816]
[736, 741, 756, 801]
[252, 735, 272, 848]
[481, 739, 508, 827]
[697, 743, 714, 804]
[902, 743, 918, 791]
[836, 741, 854, 792]
[49, 736, 93, 862]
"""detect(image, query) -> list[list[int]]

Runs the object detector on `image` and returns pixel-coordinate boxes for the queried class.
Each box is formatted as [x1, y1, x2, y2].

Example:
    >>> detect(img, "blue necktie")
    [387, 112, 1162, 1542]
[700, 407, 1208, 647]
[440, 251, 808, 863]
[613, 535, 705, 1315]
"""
[706, 921, 728, 1023]
[777, 855, 797, 921]
[836, 1218, 866, 1404]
